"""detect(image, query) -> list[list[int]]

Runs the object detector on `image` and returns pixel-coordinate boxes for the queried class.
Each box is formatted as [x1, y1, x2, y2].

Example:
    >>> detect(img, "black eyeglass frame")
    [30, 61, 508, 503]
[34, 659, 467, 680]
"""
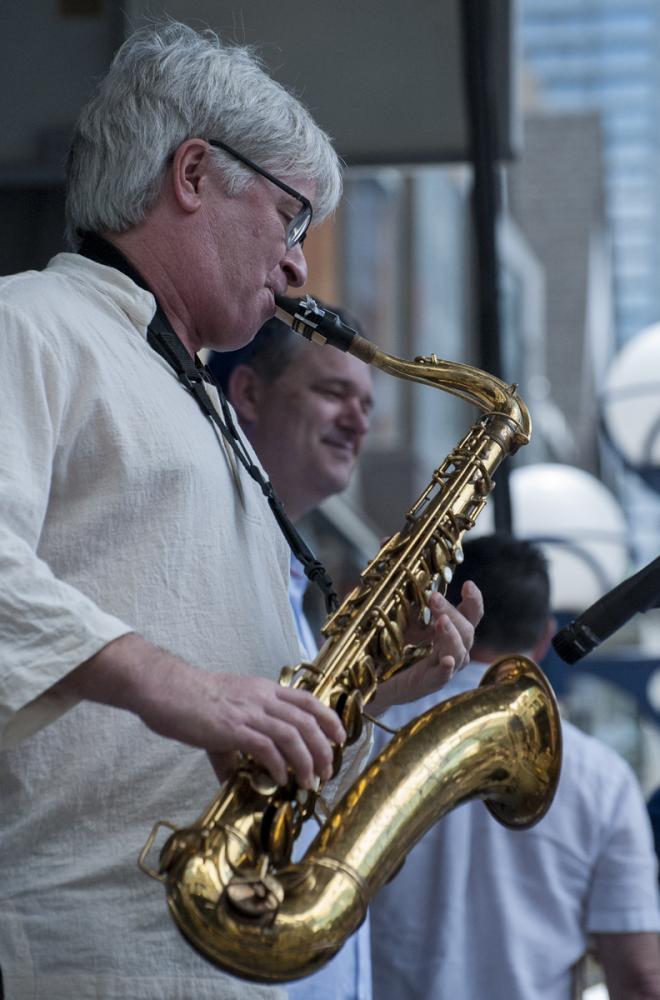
[207, 138, 313, 249]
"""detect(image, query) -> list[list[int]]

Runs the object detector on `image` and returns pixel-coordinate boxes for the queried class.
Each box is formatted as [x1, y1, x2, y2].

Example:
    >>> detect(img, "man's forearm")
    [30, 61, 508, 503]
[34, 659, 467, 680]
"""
[50, 632, 345, 789]
[595, 931, 660, 1000]
[52, 632, 205, 735]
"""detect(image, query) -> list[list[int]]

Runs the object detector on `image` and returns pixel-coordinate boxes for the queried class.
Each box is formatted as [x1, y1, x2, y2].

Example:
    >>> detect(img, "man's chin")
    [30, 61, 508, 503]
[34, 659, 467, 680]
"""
[225, 298, 274, 349]
[320, 465, 354, 497]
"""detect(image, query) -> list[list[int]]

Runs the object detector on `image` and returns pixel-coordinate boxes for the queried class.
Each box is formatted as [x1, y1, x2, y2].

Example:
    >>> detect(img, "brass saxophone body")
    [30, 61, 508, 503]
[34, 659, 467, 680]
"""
[139, 296, 562, 982]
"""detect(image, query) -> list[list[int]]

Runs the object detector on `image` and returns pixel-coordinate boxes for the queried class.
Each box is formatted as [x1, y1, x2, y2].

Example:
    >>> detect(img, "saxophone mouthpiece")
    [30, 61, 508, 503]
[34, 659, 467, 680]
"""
[275, 293, 358, 354]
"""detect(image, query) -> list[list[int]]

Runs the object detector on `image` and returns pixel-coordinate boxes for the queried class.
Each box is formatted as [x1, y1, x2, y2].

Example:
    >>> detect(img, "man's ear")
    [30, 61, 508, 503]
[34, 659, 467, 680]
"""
[226, 365, 264, 425]
[170, 139, 214, 214]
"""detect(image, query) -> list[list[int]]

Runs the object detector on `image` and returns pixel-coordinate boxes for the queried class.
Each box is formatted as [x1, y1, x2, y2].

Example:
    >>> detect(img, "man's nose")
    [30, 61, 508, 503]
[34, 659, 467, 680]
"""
[281, 242, 308, 288]
[341, 397, 371, 437]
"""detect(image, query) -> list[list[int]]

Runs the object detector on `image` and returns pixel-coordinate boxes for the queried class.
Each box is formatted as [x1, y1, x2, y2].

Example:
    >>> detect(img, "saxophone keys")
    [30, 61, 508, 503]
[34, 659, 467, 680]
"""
[224, 869, 284, 924]
[331, 689, 364, 744]
[248, 769, 280, 797]
[331, 742, 344, 778]
[348, 653, 378, 696]
[431, 541, 449, 574]
[430, 538, 464, 573]
[421, 571, 452, 624]
[295, 785, 318, 820]
[262, 802, 295, 867]
[394, 601, 409, 633]
[376, 618, 404, 662]
[278, 665, 296, 687]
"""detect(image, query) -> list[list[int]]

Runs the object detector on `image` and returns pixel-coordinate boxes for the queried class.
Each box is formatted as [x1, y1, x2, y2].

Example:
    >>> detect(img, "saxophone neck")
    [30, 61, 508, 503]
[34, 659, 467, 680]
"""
[370, 351, 531, 446]
[274, 293, 531, 448]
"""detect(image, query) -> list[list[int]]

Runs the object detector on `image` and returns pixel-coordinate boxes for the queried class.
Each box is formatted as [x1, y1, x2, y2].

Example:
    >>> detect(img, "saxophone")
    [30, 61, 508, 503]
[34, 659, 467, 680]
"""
[139, 295, 562, 982]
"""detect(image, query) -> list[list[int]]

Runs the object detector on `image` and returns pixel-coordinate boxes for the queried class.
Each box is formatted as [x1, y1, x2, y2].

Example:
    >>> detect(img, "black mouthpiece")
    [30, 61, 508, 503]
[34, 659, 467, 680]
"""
[274, 293, 307, 317]
[274, 293, 357, 353]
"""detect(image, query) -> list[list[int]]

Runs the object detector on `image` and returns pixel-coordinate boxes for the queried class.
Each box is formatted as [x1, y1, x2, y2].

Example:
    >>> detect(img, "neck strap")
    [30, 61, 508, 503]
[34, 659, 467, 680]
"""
[77, 232, 338, 613]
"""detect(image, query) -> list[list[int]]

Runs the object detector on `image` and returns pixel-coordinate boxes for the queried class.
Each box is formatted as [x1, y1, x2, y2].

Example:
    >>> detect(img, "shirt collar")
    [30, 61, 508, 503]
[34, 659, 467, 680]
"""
[46, 252, 156, 336]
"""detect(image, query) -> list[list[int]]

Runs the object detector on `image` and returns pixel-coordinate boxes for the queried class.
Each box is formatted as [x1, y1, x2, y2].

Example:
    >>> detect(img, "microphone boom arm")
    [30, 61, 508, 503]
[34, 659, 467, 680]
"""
[552, 555, 660, 664]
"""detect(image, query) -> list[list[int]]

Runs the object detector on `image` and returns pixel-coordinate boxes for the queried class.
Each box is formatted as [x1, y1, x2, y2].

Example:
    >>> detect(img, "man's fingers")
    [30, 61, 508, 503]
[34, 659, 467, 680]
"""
[140, 671, 346, 790]
[421, 656, 455, 689]
[259, 705, 334, 787]
[427, 583, 483, 667]
[270, 689, 347, 784]
[237, 726, 292, 787]
[456, 580, 484, 627]
[366, 581, 485, 716]
[209, 712, 326, 790]
[429, 594, 472, 648]
[232, 687, 346, 789]
[275, 686, 346, 745]
[429, 609, 470, 670]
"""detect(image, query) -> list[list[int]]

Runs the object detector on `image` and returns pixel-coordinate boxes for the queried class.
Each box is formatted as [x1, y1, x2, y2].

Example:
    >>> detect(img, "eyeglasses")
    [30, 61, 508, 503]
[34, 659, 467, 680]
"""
[208, 138, 313, 250]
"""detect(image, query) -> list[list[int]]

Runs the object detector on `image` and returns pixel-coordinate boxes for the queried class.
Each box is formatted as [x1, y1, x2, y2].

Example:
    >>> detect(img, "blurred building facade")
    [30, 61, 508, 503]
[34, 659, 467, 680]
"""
[507, 111, 614, 476]
[521, 0, 660, 568]
[522, 0, 660, 346]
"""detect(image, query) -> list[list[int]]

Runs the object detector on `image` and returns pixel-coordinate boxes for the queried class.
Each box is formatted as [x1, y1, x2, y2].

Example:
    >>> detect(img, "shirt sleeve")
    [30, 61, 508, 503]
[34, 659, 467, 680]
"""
[586, 755, 660, 933]
[0, 302, 132, 748]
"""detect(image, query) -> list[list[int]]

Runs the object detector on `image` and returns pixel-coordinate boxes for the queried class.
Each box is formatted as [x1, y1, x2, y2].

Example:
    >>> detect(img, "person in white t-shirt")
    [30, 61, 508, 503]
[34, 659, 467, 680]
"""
[369, 534, 660, 1000]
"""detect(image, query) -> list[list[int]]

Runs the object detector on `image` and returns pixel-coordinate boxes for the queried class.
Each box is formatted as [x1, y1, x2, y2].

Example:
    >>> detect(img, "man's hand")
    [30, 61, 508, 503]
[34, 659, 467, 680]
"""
[154, 672, 346, 790]
[369, 580, 483, 715]
[51, 634, 345, 790]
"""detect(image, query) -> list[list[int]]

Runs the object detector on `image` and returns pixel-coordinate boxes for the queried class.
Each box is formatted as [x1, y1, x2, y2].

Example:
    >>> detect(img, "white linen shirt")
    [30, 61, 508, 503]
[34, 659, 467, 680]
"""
[369, 662, 660, 1000]
[0, 253, 301, 999]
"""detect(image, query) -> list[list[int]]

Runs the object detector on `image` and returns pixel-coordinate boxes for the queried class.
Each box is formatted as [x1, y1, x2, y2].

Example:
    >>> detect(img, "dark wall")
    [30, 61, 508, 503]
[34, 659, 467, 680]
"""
[0, 185, 66, 273]
[0, 1, 125, 273]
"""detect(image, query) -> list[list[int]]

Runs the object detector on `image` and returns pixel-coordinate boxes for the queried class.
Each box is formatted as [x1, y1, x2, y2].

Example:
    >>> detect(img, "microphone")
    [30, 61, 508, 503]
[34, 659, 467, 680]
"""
[552, 554, 660, 664]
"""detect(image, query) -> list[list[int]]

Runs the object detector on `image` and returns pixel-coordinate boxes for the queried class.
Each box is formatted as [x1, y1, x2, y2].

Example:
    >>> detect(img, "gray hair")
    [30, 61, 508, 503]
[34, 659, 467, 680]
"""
[65, 20, 342, 247]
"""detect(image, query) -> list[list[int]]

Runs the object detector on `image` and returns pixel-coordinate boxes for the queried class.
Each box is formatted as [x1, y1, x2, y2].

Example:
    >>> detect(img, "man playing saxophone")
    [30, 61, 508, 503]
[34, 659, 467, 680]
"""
[0, 21, 481, 1000]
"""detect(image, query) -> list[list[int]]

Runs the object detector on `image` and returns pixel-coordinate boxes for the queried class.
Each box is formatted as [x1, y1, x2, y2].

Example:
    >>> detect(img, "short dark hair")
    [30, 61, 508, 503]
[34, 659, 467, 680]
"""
[207, 317, 303, 393]
[207, 302, 363, 394]
[446, 534, 550, 652]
